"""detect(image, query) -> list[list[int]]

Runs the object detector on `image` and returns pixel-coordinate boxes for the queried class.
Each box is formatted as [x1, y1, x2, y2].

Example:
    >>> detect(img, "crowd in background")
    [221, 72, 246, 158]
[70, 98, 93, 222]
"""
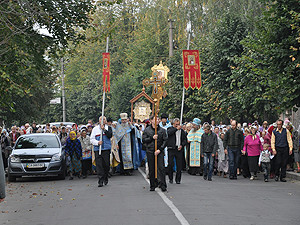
[1, 116, 300, 185]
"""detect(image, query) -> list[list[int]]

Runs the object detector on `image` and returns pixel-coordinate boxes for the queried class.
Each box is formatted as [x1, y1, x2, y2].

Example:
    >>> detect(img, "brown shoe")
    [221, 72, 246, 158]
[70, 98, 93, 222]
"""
[223, 173, 227, 178]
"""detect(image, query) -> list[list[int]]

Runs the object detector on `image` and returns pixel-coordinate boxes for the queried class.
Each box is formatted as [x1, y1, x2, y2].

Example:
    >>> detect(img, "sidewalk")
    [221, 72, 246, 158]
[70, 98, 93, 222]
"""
[286, 171, 300, 181]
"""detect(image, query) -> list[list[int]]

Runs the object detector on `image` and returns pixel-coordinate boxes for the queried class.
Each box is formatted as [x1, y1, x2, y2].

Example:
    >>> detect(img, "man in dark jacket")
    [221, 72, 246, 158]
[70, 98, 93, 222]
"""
[201, 125, 218, 181]
[223, 120, 244, 180]
[167, 118, 187, 184]
[271, 119, 293, 182]
[143, 116, 168, 192]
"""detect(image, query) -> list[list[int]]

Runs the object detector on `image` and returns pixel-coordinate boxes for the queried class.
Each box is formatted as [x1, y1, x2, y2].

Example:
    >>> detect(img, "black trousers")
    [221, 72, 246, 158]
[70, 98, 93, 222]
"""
[2, 152, 7, 169]
[275, 147, 289, 178]
[241, 154, 250, 177]
[94, 150, 111, 183]
[248, 155, 259, 174]
[168, 149, 183, 182]
[81, 159, 92, 176]
[147, 151, 166, 189]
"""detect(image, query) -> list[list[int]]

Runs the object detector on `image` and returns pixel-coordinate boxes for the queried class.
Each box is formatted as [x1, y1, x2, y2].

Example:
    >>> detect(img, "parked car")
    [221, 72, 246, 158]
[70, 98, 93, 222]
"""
[7, 133, 66, 181]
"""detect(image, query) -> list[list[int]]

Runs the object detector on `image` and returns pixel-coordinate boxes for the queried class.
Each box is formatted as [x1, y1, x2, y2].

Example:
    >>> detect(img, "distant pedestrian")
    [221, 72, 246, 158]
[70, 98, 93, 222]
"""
[286, 122, 299, 173]
[167, 118, 187, 184]
[1, 127, 10, 169]
[271, 120, 293, 182]
[223, 120, 244, 180]
[187, 118, 204, 175]
[217, 133, 228, 178]
[243, 126, 263, 180]
[0, 150, 5, 203]
[65, 131, 82, 180]
[79, 129, 92, 179]
[9, 126, 20, 147]
[59, 126, 68, 146]
[32, 122, 38, 133]
[201, 125, 218, 181]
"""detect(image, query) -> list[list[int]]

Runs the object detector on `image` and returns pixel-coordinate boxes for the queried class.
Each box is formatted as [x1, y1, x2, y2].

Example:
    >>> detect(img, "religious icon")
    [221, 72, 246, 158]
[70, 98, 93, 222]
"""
[133, 100, 152, 122]
[157, 70, 164, 80]
[104, 58, 108, 69]
[151, 61, 169, 80]
[188, 55, 195, 65]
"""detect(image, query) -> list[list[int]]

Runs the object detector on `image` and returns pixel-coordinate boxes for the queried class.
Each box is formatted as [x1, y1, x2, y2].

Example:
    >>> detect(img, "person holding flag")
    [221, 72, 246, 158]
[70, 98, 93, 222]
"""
[90, 116, 113, 187]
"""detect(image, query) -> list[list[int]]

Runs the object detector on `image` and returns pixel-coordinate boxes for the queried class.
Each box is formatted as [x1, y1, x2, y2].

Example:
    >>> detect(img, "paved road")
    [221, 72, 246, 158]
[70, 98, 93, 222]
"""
[1, 169, 300, 225]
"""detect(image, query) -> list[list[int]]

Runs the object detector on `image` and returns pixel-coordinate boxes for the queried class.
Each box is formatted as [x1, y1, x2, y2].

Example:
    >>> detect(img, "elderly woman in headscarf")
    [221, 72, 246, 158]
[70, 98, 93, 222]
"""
[79, 129, 92, 178]
[1, 128, 10, 169]
[217, 132, 228, 178]
[243, 125, 263, 180]
[286, 122, 299, 173]
[65, 131, 82, 180]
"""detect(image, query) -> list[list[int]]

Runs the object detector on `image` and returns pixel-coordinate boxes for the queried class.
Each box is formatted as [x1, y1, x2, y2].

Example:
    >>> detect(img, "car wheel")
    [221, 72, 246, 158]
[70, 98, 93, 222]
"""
[58, 164, 66, 180]
[8, 173, 17, 182]
[58, 171, 66, 180]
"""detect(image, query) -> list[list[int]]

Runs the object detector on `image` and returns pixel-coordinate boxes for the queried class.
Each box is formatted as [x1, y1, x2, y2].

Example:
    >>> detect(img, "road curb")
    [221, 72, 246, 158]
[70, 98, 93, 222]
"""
[286, 171, 300, 181]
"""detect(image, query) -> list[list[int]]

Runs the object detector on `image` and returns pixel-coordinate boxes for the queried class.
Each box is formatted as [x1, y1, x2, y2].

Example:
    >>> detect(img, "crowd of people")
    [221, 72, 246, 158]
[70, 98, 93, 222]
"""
[0, 113, 300, 195]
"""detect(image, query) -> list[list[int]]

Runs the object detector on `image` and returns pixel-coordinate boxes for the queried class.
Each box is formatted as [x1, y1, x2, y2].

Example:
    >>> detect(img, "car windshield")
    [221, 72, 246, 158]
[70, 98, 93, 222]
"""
[15, 136, 60, 149]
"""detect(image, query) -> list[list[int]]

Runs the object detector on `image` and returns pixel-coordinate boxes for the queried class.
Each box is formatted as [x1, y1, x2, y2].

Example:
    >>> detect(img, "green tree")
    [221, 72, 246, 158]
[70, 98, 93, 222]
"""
[232, 0, 300, 121]
[0, 0, 93, 125]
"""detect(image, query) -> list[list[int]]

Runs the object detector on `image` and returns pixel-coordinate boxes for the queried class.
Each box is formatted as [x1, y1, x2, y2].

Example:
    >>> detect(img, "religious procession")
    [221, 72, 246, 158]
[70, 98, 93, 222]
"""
[1, 1, 300, 225]
[2, 112, 299, 193]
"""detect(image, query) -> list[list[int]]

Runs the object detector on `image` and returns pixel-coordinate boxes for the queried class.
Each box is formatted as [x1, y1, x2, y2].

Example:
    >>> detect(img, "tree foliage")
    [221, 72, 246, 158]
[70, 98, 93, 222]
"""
[4, 0, 299, 125]
[0, 0, 93, 125]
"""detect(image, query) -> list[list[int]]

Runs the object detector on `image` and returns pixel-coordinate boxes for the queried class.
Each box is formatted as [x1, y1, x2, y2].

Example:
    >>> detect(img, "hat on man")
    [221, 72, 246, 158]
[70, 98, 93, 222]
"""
[161, 113, 168, 119]
[192, 118, 201, 126]
[120, 113, 128, 120]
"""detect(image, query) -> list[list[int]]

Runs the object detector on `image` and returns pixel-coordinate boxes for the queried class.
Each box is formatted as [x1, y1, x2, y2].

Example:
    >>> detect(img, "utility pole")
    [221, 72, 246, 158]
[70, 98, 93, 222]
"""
[61, 58, 66, 122]
[168, 19, 174, 57]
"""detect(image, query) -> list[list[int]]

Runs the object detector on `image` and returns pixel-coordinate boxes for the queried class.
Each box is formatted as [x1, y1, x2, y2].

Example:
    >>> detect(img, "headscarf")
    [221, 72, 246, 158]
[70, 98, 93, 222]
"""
[69, 131, 77, 141]
[250, 125, 257, 140]
[1, 128, 8, 137]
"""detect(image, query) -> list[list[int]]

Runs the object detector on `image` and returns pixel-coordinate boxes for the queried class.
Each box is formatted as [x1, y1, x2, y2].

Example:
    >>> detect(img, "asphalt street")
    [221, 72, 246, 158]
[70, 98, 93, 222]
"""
[1, 169, 300, 225]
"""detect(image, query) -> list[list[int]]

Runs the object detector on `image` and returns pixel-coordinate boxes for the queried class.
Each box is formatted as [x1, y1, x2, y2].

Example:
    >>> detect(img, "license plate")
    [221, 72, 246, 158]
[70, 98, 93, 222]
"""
[26, 163, 45, 168]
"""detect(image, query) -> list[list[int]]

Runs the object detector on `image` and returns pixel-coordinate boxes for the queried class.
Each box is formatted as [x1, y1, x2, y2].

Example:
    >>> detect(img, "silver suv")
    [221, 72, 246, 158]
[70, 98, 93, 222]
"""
[8, 133, 66, 181]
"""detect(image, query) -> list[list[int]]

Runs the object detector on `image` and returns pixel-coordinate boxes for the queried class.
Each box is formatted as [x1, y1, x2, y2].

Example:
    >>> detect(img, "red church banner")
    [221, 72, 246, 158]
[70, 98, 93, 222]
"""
[102, 53, 110, 92]
[182, 50, 201, 90]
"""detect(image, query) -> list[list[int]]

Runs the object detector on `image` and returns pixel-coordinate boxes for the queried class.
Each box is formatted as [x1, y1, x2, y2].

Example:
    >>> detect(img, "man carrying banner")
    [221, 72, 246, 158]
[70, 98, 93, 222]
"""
[90, 116, 113, 187]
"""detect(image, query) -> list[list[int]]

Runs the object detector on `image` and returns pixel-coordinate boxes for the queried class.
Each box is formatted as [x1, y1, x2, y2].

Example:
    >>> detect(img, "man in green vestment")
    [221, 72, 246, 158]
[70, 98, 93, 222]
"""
[187, 118, 204, 175]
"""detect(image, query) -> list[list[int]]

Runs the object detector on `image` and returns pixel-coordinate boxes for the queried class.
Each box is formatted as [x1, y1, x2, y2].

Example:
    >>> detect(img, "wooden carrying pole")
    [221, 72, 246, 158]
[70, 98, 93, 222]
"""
[99, 37, 109, 155]
[154, 99, 158, 179]
[142, 68, 168, 179]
